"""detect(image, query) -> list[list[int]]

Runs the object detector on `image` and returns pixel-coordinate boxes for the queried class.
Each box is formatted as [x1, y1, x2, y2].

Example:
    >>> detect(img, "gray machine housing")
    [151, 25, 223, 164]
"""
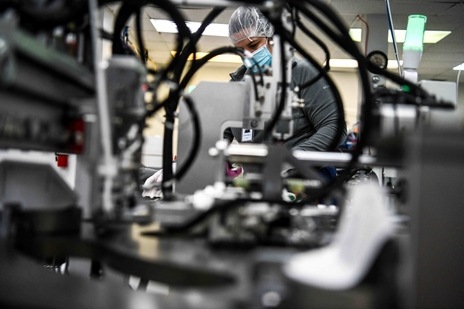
[176, 80, 253, 195]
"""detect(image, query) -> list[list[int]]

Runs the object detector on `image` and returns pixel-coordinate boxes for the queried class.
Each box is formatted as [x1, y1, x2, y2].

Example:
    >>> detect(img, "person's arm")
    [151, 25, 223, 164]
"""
[139, 166, 159, 184]
[291, 60, 346, 152]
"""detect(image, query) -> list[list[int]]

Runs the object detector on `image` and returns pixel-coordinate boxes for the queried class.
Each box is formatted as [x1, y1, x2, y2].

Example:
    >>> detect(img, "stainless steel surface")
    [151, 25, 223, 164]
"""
[176, 80, 252, 194]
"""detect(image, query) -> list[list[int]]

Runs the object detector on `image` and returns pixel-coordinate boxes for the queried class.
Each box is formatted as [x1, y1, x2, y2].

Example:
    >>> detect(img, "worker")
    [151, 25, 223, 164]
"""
[225, 6, 347, 181]
[225, 6, 346, 152]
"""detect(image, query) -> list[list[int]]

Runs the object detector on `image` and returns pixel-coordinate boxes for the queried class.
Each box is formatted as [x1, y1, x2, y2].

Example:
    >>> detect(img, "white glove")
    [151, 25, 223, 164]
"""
[142, 169, 163, 199]
[141, 163, 176, 199]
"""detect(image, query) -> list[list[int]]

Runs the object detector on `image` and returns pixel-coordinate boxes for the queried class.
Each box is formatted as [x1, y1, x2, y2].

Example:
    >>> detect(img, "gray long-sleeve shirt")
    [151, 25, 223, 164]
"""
[226, 57, 347, 152]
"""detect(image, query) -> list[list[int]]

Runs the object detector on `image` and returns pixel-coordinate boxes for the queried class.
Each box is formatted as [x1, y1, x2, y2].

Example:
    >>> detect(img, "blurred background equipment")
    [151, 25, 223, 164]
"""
[0, 0, 463, 308]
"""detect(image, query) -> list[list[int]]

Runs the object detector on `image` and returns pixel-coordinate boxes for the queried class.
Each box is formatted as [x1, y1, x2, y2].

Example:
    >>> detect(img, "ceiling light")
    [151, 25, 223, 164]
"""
[349, 28, 362, 42]
[453, 63, 464, 71]
[388, 30, 450, 44]
[171, 52, 403, 70]
[151, 19, 229, 37]
[170, 51, 242, 63]
[152, 18, 450, 45]
[329, 59, 359, 68]
[153, 19, 362, 42]
[328, 59, 402, 69]
[171, 53, 361, 68]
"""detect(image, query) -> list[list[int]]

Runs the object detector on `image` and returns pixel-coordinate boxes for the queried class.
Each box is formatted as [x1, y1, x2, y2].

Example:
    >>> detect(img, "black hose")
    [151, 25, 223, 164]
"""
[135, 8, 146, 63]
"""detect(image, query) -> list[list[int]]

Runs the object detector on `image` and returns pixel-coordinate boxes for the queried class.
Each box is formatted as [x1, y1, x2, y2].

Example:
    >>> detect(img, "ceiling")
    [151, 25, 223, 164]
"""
[122, 0, 464, 84]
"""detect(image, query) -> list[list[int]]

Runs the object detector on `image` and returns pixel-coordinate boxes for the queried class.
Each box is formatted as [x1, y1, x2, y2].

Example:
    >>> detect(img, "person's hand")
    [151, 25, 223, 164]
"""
[141, 162, 176, 199]
[226, 162, 243, 178]
[142, 169, 163, 199]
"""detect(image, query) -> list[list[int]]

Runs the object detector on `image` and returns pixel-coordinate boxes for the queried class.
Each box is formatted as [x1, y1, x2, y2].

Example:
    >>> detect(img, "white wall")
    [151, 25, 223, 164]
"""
[329, 70, 360, 130]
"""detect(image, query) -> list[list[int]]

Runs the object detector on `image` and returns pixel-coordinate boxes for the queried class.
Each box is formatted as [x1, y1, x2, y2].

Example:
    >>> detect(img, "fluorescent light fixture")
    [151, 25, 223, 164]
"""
[153, 19, 362, 42]
[172, 54, 361, 68]
[151, 19, 229, 37]
[171, 52, 403, 70]
[388, 29, 450, 44]
[329, 59, 358, 68]
[151, 18, 450, 45]
[349, 28, 362, 42]
[328, 59, 402, 69]
[170, 51, 242, 63]
[453, 63, 464, 70]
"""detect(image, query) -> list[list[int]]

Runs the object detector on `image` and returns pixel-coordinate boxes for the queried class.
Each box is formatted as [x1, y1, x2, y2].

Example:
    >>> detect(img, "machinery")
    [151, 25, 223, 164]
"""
[0, 0, 463, 308]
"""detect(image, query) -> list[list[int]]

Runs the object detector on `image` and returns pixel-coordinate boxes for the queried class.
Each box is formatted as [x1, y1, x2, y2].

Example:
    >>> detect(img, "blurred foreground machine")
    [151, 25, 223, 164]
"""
[0, 1, 464, 309]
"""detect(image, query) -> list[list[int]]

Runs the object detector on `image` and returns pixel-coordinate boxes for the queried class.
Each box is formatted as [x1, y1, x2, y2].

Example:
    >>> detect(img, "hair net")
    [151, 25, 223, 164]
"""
[228, 6, 274, 44]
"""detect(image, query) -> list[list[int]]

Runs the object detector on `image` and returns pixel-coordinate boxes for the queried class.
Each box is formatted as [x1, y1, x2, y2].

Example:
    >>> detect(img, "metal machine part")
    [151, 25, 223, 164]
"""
[1, 1, 462, 309]
[0, 9, 146, 220]
[206, 201, 338, 247]
[176, 79, 252, 195]
[94, 56, 147, 219]
[105, 56, 146, 157]
[400, 128, 464, 309]
[0, 17, 94, 153]
[0, 160, 78, 210]
[0, 18, 94, 102]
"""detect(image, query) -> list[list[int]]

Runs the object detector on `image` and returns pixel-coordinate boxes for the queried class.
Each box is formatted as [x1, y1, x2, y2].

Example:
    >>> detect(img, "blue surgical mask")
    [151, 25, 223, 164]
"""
[244, 45, 272, 73]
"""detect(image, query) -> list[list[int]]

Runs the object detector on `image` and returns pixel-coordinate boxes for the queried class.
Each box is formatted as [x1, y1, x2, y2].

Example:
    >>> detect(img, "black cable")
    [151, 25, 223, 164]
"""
[179, 47, 246, 89]
[135, 7, 146, 63]
[160, 47, 248, 196]
[262, 27, 288, 143]
[112, 0, 191, 71]
[252, 1, 361, 203]
[147, 1, 357, 203]
[294, 13, 331, 90]
[161, 102, 176, 199]
[173, 7, 225, 84]
[273, 22, 346, 153]
[238, 53, 264, 101]
[230, 6, 293, 145]
[144, 8, 238, 118]
[5, 0, 89, 28]
[159, 7, 225, 197]
[268, 3, 348, 153]
[288, 2, 450, 202]
[146, 48, 259, 117]
[111, 0, 191, 199]
[161, 1, 358, 204]
[290, 1, 372, 174]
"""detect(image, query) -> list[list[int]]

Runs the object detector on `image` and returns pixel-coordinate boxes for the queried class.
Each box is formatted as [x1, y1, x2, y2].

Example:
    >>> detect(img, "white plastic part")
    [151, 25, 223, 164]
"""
[283, 181, 395, 290]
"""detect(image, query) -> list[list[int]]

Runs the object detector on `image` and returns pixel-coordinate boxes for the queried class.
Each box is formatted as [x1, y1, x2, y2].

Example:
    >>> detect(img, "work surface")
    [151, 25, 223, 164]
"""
[0, 203, 392, 309]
